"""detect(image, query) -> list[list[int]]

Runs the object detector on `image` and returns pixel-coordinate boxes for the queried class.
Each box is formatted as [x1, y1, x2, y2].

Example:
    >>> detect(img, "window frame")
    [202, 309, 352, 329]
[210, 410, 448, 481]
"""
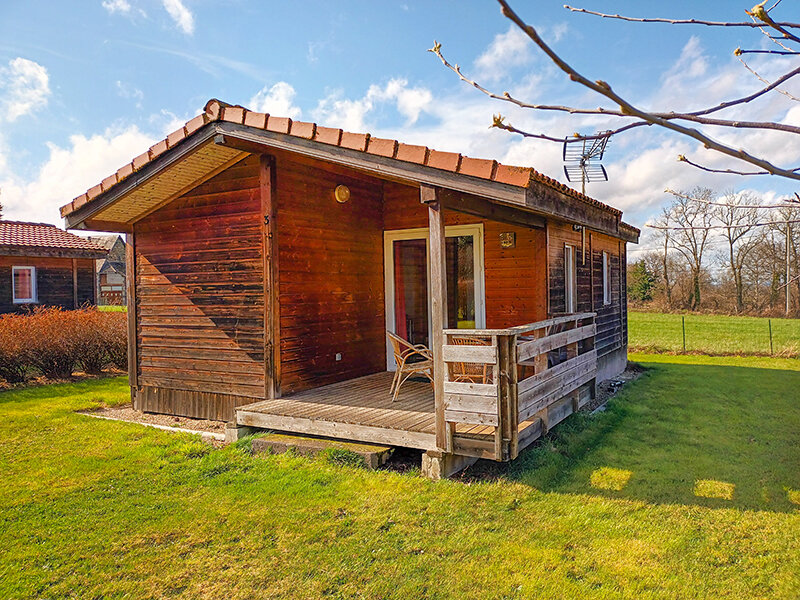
[564, 244, 577, 313]
[602, 251, 612, 306]
[12, 265, 37, 304]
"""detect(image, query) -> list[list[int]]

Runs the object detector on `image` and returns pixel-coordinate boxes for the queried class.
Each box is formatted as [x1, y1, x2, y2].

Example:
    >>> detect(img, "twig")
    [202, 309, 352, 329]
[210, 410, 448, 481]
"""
[678, 155, 800, 176]
[496, 0, 800, 181]
[736, 48, 800, 55]
[735, 55, 800, 102]
[647, 219, 800, 231]
[563, 5, 800, 29]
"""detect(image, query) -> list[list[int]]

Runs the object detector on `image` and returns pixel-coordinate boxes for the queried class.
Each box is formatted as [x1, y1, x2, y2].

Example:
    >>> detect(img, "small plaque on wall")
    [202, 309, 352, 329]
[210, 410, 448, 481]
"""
[499, 232, 516, 248]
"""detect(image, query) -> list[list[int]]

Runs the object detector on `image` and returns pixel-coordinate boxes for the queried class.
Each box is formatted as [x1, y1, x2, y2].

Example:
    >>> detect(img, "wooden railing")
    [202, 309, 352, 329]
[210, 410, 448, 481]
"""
[441, 312, 597, 461]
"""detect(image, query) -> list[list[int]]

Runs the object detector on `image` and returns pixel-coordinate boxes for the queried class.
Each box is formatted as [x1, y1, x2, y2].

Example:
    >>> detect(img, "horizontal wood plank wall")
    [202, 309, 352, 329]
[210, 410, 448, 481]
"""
[383, 182, 547, 328]
[0, 256, 95, 314]
[134, 154, 265, 420]
[548, 222, 624, 359]
[276, 154, 386, 394]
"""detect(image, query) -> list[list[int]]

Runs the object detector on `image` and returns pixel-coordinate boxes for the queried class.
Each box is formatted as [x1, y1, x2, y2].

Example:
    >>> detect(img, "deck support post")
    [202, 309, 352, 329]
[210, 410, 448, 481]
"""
[225, 422, 257, 444]
[421, 451, 478, 481]
[424, 186, 452, 453]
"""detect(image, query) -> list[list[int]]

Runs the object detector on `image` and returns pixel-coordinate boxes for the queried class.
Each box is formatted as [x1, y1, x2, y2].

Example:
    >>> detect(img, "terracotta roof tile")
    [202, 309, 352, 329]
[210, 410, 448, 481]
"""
[87, 183, 103, 201]
[61, 97, 626, 222]
[366, 137, 398, 158]
[396, 143, 428, 164]
[459, 157, 497, 180]
[314, 126, 342, 146]
[289, 120, 316, 140]
[101, 173, 118, 192]
[185, 114, 208, 135]
[166, 127, 187, 148]
[340, 132, 370, 152]
[149, 139, 168, 160]
[0, 221, 107, 253]
[427, 150, 461, 172]
[221, 106, 245, 124]
[132, 151, 151, 171]
[244, 110, 267, 129]
[493, 164, 533, 188]
[266, 116, 291, 134]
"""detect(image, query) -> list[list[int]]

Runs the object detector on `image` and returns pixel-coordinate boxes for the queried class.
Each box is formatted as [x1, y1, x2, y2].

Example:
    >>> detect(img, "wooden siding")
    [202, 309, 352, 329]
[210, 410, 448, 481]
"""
[275, 153, 386, 394]
[0, 256, 94, 314]
[383, 182, 547, 329]
[133, 154, 265, 419]
[547, 222, 626, 358]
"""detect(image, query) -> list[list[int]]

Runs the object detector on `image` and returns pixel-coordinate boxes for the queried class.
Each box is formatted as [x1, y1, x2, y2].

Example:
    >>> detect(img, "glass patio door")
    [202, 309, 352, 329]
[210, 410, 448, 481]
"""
[384, 225, 485, 370]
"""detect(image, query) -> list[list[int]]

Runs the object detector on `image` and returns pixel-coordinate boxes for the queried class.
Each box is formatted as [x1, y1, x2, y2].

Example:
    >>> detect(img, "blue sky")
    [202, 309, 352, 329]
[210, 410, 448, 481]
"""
[1, 1, 798, 256]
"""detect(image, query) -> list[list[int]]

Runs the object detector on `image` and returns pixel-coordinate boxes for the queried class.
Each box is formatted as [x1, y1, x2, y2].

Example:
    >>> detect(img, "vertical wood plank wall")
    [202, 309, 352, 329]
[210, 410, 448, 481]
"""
[133, 155, 266, 419]
[0, 256, 95, 314]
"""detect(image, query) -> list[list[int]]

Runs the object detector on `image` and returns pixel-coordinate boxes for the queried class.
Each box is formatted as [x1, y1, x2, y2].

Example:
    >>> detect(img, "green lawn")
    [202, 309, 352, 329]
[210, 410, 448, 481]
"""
[1, 355, 799, 599]
[97, 305, 127, 312]
[629, 311, 800, 357]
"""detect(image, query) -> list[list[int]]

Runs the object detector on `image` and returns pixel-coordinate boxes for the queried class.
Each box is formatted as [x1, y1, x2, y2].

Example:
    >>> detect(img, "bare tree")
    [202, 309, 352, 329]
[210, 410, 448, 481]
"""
[430, 1, 800, 183]
[714, 191, 761, 312]
[652, 208, 674, 308]
[668, 188, 715, 309]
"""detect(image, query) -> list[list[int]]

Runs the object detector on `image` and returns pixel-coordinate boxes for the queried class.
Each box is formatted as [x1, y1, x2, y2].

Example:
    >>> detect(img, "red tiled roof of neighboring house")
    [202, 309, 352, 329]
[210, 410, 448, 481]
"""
[60, 99, 632, 224]
[0, 220, 107, 253]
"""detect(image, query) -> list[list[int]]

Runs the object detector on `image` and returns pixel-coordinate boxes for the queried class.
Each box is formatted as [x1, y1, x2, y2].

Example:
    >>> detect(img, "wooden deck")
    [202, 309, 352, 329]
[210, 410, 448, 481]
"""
[235, 371, 526, 455]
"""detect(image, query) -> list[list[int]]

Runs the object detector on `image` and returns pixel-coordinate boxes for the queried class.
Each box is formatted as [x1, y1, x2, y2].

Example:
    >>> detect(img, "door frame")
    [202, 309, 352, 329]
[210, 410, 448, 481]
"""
[383, 223, 486, 370]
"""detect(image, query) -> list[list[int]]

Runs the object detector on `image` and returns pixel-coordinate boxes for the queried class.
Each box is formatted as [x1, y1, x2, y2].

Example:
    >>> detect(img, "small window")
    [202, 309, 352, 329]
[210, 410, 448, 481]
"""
[602, 251, 611, 305]
[564, 245, 577, 313]
[12, 266, 37, 304]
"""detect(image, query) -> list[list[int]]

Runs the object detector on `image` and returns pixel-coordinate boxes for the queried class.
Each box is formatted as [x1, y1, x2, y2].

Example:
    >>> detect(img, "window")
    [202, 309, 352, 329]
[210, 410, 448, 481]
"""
[12, 266, 37, 303]
[564, 244, 577, 313]
[602, 251, 611, 305]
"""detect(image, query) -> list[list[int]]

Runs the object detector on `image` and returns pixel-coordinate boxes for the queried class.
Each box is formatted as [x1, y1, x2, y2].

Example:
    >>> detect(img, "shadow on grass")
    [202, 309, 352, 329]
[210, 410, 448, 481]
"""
[494, 358, 800, 513]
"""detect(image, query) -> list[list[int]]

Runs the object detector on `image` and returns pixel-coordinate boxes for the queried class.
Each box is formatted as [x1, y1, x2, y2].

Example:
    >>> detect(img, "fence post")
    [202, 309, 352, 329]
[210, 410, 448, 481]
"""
[682, 315, 686, 353]
[769, 319, 774, 356]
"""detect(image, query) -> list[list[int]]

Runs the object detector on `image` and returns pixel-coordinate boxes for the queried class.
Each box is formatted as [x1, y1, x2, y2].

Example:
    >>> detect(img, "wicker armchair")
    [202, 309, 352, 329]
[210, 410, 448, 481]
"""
[387, 332, 434, 402]
[448, 336, 492, 384]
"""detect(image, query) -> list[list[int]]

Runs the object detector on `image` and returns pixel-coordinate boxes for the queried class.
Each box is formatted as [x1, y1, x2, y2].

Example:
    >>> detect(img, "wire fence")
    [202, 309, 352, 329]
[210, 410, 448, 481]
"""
[628, 312, 800, 358]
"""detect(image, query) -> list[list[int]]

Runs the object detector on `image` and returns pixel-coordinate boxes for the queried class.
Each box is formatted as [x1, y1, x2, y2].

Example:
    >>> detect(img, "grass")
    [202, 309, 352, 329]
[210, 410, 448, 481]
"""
[628, 311, 800, 357]
[97, 305, 127, 312]
[1, 355, 799, 598]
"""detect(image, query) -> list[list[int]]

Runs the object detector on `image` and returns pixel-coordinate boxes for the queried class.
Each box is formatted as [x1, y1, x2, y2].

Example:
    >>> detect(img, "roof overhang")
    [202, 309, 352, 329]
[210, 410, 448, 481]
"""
[64, 120, 637, 242]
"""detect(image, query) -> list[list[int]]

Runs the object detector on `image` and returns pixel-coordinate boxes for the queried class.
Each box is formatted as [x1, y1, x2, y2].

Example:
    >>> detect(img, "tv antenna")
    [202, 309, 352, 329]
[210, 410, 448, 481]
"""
[563, 132, 611, 195]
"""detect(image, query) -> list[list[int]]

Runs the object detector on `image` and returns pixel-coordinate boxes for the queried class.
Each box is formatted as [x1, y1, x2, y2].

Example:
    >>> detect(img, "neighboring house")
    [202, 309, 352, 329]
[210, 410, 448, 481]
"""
[60, 99, 639, 476]
[89, 234, 126, 305]
[0, 221, 107, 314]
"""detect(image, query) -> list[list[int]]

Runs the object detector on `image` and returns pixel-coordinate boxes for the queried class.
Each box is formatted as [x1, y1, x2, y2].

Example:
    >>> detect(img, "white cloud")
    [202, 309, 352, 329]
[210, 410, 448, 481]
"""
[162, 0, 194, 35]
[102, 0, 132, 14]
[0, 126, 157, 225]
[474, 25, 533, 82]
[0, 58, 50, 122]
[313, 78, 432, 131]
[248, 82, 302, 119]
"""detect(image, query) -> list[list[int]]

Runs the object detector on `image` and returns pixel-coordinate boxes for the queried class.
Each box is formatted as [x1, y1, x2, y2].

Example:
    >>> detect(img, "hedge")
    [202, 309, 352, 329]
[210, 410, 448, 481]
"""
[0, 307, 127, 382]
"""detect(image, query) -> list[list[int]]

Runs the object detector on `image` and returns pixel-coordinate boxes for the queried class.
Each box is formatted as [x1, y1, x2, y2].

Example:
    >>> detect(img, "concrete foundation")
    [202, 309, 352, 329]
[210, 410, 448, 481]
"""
[421, 451, 479, 480]
[224, 422, 256, 443]
[250, 433, 393, 469]
[596, 346, 627, 383]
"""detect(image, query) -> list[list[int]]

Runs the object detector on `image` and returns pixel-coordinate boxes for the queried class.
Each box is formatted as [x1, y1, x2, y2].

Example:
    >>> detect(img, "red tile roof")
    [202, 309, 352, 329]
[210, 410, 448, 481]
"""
[60, 98, 625, 221]
[0, 221, 107, 253]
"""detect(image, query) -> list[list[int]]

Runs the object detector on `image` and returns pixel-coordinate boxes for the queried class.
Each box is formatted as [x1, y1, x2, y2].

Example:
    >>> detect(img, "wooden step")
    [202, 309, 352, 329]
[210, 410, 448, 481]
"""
[250, 433, 394, 469]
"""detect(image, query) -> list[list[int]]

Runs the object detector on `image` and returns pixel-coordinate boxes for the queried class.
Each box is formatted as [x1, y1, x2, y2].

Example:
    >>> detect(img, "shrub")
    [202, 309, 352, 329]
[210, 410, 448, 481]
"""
[102, 311, 128, 370]
[72, 309, 109, 375]
[24, 307, 81, 379]
[0, 314, 29, 383]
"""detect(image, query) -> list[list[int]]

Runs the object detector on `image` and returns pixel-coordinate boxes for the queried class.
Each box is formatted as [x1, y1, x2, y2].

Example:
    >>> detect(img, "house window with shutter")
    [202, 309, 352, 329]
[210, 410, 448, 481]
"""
[602, 251, 611, 305]
[564, 245, 577, 313]
[12, 266, 37, 303]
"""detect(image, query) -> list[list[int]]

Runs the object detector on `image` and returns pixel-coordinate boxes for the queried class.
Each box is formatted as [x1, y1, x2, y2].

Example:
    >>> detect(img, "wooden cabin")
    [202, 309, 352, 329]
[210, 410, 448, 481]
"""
[60, 99, 639, 476]
[0, 221, 106, 314]
[89, 235, 127, 305]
